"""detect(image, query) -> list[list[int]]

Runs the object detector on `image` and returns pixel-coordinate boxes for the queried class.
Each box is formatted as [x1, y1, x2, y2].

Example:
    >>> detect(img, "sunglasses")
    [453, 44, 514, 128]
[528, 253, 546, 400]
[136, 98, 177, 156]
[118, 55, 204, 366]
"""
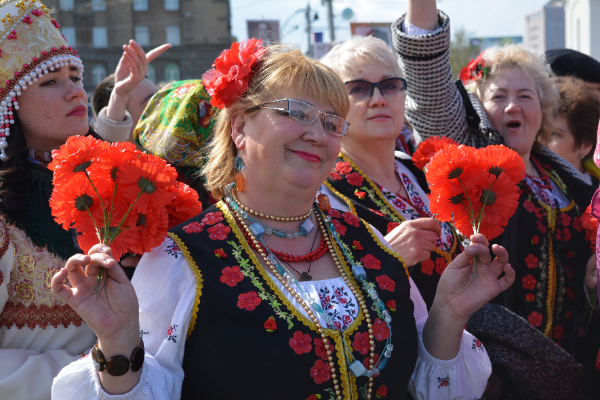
[344, 78, 408, 100]
[249, 98, 349, 137]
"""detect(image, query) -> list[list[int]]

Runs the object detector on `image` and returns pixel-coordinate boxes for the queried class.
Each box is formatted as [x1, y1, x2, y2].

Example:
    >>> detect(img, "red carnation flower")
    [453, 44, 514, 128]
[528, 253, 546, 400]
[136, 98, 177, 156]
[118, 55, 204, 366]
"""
[237, 291, 261, 311]
[411, 136, 458, 170]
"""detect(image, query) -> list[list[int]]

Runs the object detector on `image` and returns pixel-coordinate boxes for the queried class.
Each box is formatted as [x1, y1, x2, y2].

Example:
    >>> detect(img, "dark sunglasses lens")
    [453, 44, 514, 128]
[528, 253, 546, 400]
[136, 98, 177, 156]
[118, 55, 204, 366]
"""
[345, 81, 372, 98]
[379, 79, 405, 96]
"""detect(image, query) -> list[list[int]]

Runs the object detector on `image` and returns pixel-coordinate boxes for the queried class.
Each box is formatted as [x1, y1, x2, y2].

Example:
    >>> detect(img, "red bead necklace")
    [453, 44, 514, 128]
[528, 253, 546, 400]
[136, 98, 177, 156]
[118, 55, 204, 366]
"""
[237, 217, 328, 263]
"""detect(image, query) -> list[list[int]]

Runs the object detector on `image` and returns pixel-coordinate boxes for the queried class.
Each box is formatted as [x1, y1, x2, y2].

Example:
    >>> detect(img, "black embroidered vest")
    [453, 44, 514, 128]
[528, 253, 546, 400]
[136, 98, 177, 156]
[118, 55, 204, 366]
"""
[170, 202, 418, 399]
[326, 154, 462, 310]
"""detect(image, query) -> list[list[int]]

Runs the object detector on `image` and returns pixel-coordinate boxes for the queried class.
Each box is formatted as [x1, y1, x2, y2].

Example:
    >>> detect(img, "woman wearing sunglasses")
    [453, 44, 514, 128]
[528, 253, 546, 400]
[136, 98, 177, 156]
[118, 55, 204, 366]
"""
[52, 42, 513, 400]
[320, 36, 463, 310]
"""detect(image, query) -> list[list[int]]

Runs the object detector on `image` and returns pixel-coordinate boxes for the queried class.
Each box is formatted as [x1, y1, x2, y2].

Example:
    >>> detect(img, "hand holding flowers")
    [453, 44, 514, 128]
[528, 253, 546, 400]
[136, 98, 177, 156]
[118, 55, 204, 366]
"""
[49, 136, 203, 293]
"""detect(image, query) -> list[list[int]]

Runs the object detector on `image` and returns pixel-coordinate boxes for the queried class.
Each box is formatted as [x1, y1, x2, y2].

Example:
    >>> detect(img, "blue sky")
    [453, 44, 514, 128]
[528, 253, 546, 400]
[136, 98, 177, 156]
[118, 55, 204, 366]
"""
[231, 0, 549, 52]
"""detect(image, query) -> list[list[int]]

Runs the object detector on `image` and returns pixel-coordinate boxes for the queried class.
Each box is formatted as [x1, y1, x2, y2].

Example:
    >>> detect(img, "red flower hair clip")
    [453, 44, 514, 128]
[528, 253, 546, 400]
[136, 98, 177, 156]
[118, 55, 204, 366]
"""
[202, 38, 267, 109]
[459, 52, 489, 85]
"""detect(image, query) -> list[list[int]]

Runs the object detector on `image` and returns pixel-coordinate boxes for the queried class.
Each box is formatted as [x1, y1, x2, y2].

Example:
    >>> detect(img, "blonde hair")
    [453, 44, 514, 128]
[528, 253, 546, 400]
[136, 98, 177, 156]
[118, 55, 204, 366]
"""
[472, 45, 559, 145]
[320, 35, 403, 79]
[203, 44, 350, 199]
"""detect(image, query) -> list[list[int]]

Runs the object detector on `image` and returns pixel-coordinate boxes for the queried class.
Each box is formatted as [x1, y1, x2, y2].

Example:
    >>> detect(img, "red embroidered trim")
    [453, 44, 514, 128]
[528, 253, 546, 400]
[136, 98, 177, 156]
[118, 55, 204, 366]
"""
[0, 302, 84, 330]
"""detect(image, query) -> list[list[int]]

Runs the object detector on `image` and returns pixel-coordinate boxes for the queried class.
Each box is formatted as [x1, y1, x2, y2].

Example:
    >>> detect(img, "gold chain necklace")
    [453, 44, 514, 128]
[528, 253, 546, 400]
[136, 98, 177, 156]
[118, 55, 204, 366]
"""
[230, 189, 313, 221]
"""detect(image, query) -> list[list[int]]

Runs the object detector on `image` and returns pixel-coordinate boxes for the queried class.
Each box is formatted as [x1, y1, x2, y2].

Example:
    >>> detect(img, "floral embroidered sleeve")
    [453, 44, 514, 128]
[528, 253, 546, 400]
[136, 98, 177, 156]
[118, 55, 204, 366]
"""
[52, 238, 196, 399]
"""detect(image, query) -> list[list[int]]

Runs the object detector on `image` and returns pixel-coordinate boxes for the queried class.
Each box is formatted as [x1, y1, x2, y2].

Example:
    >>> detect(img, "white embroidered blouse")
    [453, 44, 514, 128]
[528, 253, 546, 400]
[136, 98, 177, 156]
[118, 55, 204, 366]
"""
[52, 223, 492, 400]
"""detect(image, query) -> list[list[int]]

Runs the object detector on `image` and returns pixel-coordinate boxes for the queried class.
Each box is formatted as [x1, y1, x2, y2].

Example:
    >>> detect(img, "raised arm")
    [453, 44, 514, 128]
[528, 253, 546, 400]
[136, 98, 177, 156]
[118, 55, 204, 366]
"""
[392, 1, 473, 145]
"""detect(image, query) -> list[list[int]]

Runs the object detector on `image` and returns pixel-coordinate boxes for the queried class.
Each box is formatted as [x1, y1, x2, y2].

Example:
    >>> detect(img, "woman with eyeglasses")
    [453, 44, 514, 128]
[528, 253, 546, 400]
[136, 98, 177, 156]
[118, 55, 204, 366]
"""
[319, 36, 463, 310]
[51, 42, 513, 400]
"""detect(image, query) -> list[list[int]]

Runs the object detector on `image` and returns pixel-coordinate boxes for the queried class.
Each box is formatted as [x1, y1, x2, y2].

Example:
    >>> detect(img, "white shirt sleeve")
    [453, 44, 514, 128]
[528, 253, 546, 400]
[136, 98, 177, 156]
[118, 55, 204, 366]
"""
[52, 238, 195, 400]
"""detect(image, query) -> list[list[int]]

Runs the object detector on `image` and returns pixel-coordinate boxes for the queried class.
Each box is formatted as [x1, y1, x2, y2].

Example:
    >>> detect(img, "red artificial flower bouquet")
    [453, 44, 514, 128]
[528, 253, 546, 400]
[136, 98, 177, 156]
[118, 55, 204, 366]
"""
[49, 136, 203, 292]
[413, 137, 525, 275]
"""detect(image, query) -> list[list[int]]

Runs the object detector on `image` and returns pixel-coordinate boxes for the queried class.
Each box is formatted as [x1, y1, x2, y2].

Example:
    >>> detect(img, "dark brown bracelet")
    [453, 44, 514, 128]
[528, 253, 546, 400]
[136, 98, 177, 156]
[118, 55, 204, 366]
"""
[92, 339, 145, 376]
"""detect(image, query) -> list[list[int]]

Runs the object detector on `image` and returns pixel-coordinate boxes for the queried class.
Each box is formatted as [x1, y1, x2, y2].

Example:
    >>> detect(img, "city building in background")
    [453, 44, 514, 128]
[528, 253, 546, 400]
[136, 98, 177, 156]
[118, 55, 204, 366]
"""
[247, 20, 279, 45]
[524, 1, 565, 54]
[350, 22, 392, 48]
[470, 36, 523, 51]
[47, 0, 232, 93]
[565, 0, 600, 61]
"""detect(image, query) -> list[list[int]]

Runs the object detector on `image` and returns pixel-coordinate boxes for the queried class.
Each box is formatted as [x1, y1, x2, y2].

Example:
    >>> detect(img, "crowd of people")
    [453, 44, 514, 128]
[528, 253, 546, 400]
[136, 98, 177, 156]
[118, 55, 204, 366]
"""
[1, 0, 599, 399]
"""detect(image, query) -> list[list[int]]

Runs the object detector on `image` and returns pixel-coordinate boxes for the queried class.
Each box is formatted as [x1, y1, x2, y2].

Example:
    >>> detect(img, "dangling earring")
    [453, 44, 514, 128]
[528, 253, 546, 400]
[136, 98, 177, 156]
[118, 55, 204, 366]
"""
[235, 154, 246, 192]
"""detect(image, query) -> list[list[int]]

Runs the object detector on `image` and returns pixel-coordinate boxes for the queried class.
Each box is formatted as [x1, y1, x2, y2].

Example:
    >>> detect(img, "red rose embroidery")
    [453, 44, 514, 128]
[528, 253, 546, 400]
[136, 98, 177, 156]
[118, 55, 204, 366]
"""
[567, 250, 575, 259]
[554, 324, 564, 339]
[220, 266, 244, 286]
[522, 274, 536, 290]
[329, 171, 342, 181]
[534, 207, 546, 220]
[201, 211, 224, 225]
[528, 311, 543, 327]
[352, 240, 363, 250]
[264, 317, 277, 332]
[537, 221, 547, 234]
[361, 254, 382, 270]
[387, 222, 400, 233]
[555, 228, 571, 242]
[525, 254, 538, 269]
[567, 286, 575, 299]
[347, 172, 364, 187]
[334, 161, 352, 175]
[531, 236, 540, 245]
[376, 385, 388, 398]
[327, 209, 341, 218]
[208, 223, 231, 240]
[352, 332, 370, 355]
[332, 219, 347, 236]
[362, 353, 380, 377]
[237, 291, 261, 311]
[373, 318, 390, 341]
[376, 275, 396, 292]
[386, 300, 396, 312]
[526, 293, 535, 302]
[214, 248, 227, 258]
[183, 221, 205, 234]
[314, 338, 328, 360]
[289, 331, 313, 354]
[559, 213, 571, 227]
[566, 310, 572, 318]
[523, 200, 536, 213]
[342, 212, 360, 227]
[310, 359, 331, 384]
[421, 259, 434, 275]
[355, 189, 366, 199]
[307, 395, 319, 400]
[435, 257, 448, 275]
[573, 217, 583, 232]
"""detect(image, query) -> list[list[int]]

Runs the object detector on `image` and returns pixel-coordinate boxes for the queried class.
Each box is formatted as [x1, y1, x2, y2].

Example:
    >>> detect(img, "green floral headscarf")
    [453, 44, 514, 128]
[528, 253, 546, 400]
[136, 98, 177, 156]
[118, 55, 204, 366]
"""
[134, 79, 216, 167]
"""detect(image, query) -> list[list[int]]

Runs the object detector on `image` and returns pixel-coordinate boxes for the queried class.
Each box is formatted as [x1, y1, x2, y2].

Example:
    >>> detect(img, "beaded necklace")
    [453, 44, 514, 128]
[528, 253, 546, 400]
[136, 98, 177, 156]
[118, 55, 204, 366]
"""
[224, 185, 393, 400]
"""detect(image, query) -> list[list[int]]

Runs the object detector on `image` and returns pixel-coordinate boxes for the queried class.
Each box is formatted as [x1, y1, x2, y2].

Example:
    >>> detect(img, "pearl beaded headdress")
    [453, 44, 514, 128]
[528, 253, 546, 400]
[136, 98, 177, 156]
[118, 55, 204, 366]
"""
[0, 0, 83, 161]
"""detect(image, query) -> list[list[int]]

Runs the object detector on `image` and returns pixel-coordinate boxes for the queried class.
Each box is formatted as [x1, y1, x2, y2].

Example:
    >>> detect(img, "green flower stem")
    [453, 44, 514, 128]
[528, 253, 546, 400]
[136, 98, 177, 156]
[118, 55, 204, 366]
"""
[107, 182, 146, 245]
[457, 176, 481, 277]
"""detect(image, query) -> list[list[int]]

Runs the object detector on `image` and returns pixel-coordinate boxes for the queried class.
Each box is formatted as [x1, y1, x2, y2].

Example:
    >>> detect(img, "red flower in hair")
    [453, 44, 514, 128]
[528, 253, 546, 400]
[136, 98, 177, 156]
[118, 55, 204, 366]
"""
[202, 38, 266, 109]
[459, 52, 489, 85]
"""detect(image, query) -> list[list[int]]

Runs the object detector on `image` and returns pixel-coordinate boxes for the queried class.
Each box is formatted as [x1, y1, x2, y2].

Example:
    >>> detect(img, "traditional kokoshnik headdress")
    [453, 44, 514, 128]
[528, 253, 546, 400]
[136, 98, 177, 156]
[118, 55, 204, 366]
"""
[0, 0, 83, 161]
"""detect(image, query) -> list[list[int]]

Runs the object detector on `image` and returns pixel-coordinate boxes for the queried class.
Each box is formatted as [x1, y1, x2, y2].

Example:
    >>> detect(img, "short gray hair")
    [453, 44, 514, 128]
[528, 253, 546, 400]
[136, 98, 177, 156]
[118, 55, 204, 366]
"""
[320, 35, 402, 79]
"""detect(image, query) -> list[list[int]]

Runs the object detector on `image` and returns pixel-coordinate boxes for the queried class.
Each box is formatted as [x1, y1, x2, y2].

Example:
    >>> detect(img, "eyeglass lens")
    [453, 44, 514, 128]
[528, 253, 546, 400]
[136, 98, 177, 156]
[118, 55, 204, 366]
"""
[287, 100, 347, 136]
[345, 78, 406, 99]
